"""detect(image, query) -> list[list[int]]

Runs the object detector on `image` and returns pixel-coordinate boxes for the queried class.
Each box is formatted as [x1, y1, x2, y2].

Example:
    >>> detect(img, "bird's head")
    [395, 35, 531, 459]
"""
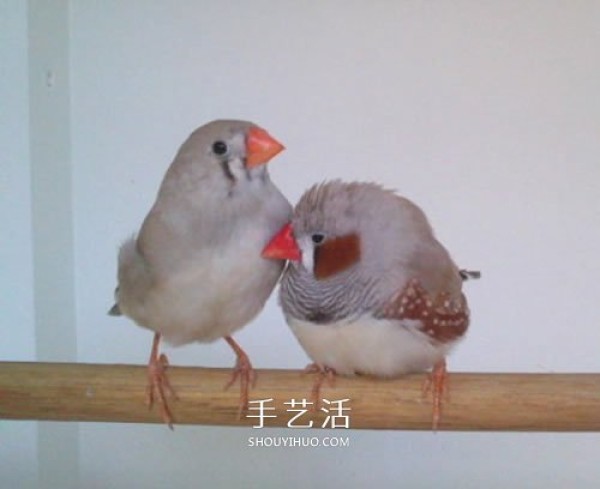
[262, 181, 367, 281]
[166, 119, 285, 198]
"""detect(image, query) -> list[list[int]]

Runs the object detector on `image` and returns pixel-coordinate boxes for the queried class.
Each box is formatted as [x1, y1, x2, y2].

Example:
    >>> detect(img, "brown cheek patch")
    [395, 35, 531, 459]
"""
[314, 233, 361, 280]
[381, 279, 470, 344]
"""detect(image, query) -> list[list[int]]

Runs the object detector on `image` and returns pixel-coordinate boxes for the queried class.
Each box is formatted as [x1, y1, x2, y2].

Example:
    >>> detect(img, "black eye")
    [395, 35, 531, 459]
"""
[212, 141, 228, 155]
[311, 233, 325, 245]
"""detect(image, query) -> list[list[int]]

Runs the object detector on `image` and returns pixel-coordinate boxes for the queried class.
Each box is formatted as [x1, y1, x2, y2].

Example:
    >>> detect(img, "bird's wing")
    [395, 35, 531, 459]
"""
[112, 236, 154, 316]
[379, 279, 470, 344]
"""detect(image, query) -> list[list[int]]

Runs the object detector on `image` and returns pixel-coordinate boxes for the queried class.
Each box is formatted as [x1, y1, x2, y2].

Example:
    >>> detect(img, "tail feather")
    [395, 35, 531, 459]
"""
[108, 283, 122, 315]
[459, 269, 481, 281]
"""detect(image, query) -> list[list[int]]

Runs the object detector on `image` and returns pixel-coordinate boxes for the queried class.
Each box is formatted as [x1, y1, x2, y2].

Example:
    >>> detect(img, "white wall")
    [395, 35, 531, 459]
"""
[28, 2, 80, 486]
[3, 1, 600, 487]
[1, 2, 38, 488]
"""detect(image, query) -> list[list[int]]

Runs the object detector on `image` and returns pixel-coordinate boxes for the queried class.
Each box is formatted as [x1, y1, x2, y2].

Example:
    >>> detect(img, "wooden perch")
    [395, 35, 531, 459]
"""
[1, 362, 599, 431]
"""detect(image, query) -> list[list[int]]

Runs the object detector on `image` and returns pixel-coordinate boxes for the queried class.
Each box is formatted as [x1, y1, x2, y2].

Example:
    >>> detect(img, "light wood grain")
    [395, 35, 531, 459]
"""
[1, 362, 599, 431]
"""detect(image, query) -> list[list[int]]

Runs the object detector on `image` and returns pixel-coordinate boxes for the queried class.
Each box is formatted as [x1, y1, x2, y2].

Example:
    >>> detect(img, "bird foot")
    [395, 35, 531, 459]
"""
[422, 359, 449, 431]
[303, 363, 337, 410]
[224, 336, 256, 419]
[146, 343, 178, 430]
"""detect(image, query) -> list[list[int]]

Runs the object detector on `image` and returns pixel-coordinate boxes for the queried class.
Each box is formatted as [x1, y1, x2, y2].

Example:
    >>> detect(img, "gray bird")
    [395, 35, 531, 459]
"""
[262, 180, 475, 428]
[110, 120, 292, 427]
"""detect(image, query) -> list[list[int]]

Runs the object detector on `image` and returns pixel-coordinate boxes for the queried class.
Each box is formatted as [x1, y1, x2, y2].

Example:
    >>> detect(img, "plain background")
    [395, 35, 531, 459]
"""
[2, 1, 600, 487]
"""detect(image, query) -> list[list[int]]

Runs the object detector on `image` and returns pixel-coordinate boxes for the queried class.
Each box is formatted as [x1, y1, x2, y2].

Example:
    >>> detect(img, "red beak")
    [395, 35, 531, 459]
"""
[262, 223, 301, 261]
[246, 127, 285, 168]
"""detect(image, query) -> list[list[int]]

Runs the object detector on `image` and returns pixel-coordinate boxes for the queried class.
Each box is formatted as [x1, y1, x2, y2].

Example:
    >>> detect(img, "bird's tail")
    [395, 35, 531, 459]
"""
[108, 303, 122, 316]
[459, 269, 481, 281]
[108, 286, 122, 316]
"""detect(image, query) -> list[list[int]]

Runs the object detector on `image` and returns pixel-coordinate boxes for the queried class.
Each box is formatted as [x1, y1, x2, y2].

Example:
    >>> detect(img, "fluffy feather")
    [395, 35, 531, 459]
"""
[271, 180, 474, 428]
[111, 120, 291, 426]
[114, 120, 291, 344]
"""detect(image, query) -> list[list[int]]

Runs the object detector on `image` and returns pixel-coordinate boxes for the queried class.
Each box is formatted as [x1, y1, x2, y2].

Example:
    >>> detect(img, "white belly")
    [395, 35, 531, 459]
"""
[133, 241, 283, 346]
[288, 315, 456, 376]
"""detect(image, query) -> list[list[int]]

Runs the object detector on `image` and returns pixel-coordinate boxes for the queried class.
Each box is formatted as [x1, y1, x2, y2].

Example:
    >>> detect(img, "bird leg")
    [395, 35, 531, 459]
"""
[224, 336, 256, 419]
[303, 363, 337, 410]
[146, 333, 178, 429]
[422, 359, 449, 430]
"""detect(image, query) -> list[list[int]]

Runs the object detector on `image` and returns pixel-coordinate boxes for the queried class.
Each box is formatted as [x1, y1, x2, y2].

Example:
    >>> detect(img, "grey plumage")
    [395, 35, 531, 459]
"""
[280, 266, 379, 323]
[264, 179, 475, 429]
[280, 180, 462, 328]
[112, 120, 291, 345]
[110, 120, 291, 426]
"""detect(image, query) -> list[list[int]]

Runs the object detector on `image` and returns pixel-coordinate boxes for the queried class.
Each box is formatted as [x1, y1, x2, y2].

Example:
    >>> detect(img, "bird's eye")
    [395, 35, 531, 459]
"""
[311, 233, 325, 245]
[212, 141, 228, 155]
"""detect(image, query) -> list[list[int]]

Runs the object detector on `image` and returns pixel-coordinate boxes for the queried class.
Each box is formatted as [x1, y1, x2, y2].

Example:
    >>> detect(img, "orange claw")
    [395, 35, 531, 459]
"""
[146, 333, 178, 430]
[224, 336, 256, 419]
[303, 363, 337, 410]
[422, 358, 449, 431]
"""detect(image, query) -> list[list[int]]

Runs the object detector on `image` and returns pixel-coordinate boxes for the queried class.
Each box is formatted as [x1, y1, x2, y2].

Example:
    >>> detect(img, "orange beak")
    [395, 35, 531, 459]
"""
[262, 223, 301, 261]
[246, 127, 285, 168]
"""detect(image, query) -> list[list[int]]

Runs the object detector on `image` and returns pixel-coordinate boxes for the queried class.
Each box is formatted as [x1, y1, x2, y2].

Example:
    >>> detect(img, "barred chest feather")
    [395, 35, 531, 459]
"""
[279, 267, 379, 324]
